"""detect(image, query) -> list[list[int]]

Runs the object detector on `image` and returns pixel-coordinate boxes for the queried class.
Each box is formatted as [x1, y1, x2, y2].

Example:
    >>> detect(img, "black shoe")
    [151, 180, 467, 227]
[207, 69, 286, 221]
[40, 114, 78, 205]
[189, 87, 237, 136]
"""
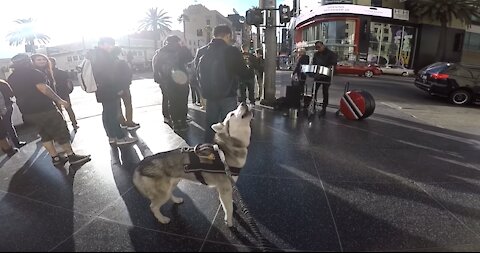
[68, 153, 91, 166]
[15, 141, 27, 148]
[52, 155, 68, 167]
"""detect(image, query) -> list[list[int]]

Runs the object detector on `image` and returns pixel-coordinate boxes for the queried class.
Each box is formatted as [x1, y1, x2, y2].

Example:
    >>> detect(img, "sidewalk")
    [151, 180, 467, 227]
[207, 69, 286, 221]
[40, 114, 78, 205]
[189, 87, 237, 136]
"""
[0, 80, 479, 251]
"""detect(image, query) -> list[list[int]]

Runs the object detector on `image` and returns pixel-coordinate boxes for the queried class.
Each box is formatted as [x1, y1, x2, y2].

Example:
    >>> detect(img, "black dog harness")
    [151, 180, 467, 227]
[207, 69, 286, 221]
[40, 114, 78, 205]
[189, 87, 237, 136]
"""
[182, 144, 241, 185]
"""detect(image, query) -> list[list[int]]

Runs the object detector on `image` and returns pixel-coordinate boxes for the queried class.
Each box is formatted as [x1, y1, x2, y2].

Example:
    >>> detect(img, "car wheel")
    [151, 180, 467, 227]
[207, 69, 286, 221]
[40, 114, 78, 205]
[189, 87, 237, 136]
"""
[449, 89, 472, 105]
[364, 70, 374, 78]
[402, 72, 409, 77]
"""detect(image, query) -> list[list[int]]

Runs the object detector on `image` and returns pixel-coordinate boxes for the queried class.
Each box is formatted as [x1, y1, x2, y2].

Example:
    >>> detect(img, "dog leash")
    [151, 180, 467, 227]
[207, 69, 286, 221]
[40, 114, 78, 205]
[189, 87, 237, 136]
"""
[214, 145, 271, 252]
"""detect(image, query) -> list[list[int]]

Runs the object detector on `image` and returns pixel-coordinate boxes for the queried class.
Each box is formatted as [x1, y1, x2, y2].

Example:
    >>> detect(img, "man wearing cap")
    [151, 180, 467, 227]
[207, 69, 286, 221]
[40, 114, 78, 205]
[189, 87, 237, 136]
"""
[152, 35, 193, 131]
[7, 53, 91, 167]
[312, 41, 337, 117]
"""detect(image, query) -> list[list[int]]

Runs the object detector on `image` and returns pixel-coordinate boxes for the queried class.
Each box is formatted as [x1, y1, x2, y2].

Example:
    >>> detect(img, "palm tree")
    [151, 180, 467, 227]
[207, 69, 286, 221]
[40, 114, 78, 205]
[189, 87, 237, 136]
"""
[6, 18, 50, 53]
[407, 0, 480, 61]
[178, 13, 190, 43]
[139, 8, 172, 50]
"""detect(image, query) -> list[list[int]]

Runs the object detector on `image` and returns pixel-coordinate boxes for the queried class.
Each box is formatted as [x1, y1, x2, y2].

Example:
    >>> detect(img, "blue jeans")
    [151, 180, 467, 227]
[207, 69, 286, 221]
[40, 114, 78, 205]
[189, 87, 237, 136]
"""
[205, 97, 237, 142]
[102, 99, 125, 139]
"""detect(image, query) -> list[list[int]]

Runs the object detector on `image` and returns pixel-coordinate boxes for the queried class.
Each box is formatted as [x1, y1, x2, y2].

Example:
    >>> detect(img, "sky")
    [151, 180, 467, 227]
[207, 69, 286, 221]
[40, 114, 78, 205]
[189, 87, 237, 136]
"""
[0, 0, 273, 58]
[0, 0, 318, 58]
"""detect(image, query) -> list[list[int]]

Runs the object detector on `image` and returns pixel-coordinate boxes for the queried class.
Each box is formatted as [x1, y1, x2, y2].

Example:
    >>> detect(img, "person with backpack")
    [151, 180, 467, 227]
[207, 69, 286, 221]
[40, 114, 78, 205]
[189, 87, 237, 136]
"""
[152, 35, 193, 131]
[90, 37, 137, 145]
[7, 53, 91, 167]
[50, 57, 79, 131]
[195, 25, 254, 142]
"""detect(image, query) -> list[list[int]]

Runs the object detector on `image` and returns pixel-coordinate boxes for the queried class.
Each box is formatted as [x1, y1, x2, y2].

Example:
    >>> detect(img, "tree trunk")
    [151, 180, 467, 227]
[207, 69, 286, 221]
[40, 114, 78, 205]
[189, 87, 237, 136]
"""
[435, 22, 448, 61]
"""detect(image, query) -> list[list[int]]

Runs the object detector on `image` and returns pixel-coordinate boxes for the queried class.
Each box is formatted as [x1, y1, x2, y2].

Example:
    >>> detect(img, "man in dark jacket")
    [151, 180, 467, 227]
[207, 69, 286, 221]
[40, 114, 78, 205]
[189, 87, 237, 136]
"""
[152, 35, 193, 131]
[195, 25, 253, 142]
[90, 37, 137, 145]
[312, 41, 337, 117]
[7, 54, 90, 167]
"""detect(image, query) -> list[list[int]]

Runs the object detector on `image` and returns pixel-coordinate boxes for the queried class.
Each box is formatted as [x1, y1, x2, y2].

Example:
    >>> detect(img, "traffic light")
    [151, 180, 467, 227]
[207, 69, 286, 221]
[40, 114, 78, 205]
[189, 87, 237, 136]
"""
[279, 4, 292, 24]
[246, 8, 264, 26]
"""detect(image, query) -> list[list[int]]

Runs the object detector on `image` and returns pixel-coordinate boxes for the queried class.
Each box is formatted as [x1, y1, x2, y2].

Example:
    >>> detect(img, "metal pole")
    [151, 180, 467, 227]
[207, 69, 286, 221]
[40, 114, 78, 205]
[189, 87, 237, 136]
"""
[261, 0, 277, 106]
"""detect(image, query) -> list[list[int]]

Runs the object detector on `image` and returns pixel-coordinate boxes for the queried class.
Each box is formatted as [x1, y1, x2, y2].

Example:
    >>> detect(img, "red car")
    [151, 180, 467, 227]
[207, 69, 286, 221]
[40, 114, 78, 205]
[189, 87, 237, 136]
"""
[334, 61, 383, 78]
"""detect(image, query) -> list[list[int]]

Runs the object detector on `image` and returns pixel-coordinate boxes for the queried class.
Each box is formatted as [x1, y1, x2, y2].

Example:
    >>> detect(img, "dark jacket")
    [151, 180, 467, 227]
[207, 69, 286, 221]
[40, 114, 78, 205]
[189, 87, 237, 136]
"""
[312, 48, 337, 81]
[52, 67, 72, 99]
[89, 48, 122, 103]
[293, 54, 310, 80]
[194, 39, 253, 98]
[312, 48, 337, 68]
[153, 43, 193, 85]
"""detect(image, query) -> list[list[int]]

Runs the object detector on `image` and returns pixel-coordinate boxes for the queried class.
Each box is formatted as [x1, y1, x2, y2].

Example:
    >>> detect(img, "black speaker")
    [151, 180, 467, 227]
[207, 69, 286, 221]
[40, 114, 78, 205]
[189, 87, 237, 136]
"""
[286, 85, 303, 108]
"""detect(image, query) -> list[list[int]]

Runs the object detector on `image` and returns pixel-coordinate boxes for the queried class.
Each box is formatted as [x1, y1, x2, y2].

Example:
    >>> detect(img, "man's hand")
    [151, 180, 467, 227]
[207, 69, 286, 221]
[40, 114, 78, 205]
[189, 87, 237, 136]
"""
[58, 99, 70, 108]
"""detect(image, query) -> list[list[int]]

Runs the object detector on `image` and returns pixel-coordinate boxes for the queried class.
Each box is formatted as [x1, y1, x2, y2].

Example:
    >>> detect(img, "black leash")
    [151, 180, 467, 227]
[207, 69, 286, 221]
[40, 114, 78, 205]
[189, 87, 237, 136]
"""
[215, 145, 271, 252]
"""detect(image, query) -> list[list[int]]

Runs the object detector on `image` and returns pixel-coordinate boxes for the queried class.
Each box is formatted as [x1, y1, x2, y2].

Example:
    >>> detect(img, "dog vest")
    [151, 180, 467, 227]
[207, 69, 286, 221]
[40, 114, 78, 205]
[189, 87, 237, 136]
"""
[182, 144, 241, 185]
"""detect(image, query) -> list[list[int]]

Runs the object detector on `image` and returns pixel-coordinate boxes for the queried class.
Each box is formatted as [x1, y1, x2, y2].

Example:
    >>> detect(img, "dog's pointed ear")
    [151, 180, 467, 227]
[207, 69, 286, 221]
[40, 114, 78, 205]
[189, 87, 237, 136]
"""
[211, 123, 225, 133]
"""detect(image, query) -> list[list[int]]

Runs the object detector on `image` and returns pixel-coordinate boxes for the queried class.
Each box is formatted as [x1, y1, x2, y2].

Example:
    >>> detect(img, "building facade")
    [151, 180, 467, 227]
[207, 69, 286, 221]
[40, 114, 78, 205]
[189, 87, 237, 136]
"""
[292, 0, 480, 71]
[182, 4, 233, 55]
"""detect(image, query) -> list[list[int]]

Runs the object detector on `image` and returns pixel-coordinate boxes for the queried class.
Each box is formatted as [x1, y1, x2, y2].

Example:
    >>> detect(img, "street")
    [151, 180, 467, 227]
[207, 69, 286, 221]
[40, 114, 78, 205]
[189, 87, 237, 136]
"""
[0, 72, 479, 252]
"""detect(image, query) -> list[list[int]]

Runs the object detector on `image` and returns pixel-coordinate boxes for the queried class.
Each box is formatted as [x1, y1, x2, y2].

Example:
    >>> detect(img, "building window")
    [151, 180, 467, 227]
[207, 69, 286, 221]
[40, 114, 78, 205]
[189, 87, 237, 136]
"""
[67, 56, 73, 62]
[73, 56, 79, 61]
[79, 55, 84, 60]
[368, 22, 416, 68]
[464, 32, 480, 51]
[197, 29, 203, 37]
[206, 19, 211, 25]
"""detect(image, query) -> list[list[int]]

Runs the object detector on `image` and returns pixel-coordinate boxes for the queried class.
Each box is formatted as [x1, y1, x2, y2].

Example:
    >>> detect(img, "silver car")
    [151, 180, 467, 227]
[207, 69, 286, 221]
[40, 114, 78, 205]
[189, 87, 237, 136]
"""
[380, 65, 415, 77]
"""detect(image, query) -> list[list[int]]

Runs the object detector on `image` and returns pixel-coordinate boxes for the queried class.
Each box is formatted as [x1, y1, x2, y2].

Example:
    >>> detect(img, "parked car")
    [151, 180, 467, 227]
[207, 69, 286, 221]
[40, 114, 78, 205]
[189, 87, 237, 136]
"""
[380, 65, 415, 77]
[414, 62, 480, 105]
[334, 61, 382, 78]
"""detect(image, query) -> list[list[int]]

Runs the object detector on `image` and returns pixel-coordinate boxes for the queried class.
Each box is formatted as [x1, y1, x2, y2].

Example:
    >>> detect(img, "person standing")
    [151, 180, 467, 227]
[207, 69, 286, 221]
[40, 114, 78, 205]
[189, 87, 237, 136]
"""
[312, 41, 337, 117]
[254, 49, 265, 101]
[0, 79, 25, 148]
[292, 48, 310, 92]
[195, 25, 254, 142]
[8, 53, 90, 167]
[239, 45, 256, 105]
[49, 57, 79, 131]
[90, 37, 137, 145]
[110, 47, 140, 131]
[152, 35, 193, 131]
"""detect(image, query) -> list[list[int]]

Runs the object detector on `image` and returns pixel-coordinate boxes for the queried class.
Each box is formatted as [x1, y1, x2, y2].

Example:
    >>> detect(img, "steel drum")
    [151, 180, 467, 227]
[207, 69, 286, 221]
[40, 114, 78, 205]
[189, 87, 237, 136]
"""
[301, 65, 332, 77]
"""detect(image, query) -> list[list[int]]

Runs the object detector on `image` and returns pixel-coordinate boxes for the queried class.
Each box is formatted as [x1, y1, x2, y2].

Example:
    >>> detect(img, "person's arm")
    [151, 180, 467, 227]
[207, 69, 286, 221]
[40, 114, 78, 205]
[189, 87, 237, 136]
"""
[0, 92, 7, 117]
[36, 83, 69, 108]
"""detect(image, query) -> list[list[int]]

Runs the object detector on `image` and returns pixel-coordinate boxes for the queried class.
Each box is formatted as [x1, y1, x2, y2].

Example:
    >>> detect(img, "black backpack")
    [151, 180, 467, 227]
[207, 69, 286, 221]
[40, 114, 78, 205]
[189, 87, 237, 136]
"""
[197, 43, 232, 100]
[154, 49, 180, 83]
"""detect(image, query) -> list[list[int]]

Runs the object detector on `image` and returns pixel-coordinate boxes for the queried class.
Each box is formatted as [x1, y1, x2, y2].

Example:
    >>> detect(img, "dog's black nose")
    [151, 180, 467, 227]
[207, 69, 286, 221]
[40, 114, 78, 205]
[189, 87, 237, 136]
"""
[240, 102, 247, 107]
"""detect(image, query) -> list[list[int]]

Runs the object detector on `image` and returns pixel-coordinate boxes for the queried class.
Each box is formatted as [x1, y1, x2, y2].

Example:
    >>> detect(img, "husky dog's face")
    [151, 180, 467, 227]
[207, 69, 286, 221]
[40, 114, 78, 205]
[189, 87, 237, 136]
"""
[212, 103, 253, 147]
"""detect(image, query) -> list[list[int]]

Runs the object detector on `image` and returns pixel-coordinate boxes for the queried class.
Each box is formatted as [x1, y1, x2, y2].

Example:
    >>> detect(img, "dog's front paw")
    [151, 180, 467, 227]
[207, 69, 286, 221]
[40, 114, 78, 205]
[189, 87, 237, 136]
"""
[156, 216, 171, 224]
[171, 196, 184, 204]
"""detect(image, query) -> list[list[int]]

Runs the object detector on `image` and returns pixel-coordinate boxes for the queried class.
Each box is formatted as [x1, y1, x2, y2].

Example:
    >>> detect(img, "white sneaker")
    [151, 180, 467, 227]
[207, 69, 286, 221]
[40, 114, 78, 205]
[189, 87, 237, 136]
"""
[109, 138, 116, 144]
[115, 137, 138, 145]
